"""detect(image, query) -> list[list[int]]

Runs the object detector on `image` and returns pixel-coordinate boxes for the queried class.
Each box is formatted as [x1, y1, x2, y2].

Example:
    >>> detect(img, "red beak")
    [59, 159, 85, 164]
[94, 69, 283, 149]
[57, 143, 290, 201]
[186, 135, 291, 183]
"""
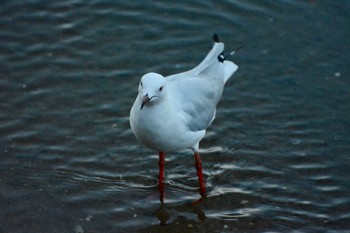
[141, 94, 150, 110]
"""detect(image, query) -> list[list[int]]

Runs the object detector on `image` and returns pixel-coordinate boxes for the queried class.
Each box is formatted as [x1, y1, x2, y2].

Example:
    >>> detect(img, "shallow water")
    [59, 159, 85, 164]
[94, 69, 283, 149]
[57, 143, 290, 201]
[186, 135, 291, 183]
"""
[1, 1, 349, 232]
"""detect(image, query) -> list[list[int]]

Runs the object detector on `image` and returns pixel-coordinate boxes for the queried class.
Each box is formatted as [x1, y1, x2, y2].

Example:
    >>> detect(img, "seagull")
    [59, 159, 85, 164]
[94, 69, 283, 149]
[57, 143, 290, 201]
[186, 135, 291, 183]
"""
[129, 34, 239, 202]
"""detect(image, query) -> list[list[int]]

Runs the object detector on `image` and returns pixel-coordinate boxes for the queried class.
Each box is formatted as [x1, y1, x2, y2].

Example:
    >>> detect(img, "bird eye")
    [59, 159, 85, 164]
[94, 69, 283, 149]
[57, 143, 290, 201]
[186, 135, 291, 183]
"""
[159, 86, 164, 92]
[140, 82, 143, 86]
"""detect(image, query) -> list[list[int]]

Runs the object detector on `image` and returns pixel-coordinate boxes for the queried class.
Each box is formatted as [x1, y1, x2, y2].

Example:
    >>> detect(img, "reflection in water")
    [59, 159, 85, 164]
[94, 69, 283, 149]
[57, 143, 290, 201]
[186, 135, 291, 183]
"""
[141, 197, 206, 232]
[140, 194, 266, 232]
[155, 204, 170, 226]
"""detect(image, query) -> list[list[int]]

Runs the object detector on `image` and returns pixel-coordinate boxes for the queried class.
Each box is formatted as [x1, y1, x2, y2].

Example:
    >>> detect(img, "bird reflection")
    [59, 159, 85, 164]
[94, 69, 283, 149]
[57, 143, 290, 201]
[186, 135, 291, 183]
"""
[154, 196, 207, 226]
[154, 203, 170, 226]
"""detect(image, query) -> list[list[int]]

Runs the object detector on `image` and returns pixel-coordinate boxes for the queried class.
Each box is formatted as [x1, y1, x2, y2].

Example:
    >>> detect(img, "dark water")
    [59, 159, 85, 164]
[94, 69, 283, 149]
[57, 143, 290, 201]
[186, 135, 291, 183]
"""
[1, 0, 349, 232]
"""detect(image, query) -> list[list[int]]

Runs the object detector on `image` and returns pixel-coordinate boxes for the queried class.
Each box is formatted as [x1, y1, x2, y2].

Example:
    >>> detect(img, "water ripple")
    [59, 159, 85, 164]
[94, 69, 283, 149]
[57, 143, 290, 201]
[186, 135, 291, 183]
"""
[1, 0, 350, 232]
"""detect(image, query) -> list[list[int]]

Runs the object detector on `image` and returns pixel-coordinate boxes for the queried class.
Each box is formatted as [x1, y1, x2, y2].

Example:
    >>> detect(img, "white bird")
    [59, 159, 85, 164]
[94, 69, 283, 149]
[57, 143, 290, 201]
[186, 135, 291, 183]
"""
[129, 34, 239, 202]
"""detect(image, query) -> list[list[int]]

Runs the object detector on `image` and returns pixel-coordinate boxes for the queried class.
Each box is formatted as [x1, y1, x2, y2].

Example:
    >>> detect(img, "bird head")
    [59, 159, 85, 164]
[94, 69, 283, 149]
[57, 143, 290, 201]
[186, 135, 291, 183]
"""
[138, 72, 167, 109]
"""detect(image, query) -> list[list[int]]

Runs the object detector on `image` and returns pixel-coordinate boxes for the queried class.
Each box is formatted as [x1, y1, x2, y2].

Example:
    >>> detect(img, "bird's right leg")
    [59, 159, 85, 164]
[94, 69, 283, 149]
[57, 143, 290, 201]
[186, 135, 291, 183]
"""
[194, 152, 206, 196]
[159, 151, 165, 203]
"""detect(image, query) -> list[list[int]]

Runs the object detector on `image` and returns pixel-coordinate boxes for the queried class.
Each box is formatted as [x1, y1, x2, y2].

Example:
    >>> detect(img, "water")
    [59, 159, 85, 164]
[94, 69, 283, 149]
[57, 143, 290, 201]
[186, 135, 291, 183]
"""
[1, 0, 349, 232]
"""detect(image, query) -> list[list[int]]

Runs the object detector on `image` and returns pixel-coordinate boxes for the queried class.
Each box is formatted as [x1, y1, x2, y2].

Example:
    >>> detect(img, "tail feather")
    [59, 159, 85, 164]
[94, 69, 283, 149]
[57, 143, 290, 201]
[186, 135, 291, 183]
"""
[223, 60, 238, 83]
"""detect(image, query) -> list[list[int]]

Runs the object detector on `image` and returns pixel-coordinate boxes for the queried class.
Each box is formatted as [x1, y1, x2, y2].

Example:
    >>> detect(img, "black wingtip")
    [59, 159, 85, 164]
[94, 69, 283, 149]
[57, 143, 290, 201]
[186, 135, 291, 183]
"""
[213, 33, 220, 43]
[218, 51, 225, 63]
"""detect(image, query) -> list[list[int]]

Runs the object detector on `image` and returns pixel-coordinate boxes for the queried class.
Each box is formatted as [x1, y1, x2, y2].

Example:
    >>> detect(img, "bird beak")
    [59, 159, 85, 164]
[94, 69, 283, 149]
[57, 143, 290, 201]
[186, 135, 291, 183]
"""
[140, 94, 150, 110]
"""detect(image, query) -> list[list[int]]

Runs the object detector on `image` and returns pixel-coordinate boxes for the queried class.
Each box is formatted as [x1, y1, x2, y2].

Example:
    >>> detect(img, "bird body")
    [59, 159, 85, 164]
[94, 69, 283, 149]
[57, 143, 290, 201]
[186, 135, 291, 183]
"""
[130, 82, 204, 152]
[130, 40, 238, 152]
[129, 34, 238, 201]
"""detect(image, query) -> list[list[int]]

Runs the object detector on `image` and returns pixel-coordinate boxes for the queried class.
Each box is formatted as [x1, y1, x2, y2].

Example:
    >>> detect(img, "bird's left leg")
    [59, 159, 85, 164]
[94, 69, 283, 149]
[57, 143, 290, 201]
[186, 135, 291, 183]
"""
[159, 151, 165, 202]
[194, 152, 206, 196]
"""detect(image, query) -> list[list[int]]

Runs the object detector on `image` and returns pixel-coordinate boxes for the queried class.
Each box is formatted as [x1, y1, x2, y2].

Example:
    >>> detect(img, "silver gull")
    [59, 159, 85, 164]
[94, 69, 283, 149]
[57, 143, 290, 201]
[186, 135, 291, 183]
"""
[129, 34, 239, 202]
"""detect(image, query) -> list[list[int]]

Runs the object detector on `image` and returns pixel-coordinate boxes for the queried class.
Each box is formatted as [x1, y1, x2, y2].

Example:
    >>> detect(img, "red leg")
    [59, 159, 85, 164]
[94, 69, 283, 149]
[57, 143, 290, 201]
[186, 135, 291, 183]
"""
[159, 151, 165, 202]
[194, 152, 206, 196]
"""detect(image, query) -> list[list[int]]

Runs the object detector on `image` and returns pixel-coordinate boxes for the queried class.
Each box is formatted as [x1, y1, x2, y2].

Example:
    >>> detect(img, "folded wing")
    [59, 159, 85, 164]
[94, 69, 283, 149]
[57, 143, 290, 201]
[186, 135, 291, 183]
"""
[167, 40, 238, 132]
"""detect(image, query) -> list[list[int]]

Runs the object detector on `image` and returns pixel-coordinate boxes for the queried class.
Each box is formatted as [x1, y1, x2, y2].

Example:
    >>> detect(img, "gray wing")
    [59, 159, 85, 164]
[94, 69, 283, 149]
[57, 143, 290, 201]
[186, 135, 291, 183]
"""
[168, 75, 224, 132]
[167, 42, 225, 81]
[166, 38, 238, 132]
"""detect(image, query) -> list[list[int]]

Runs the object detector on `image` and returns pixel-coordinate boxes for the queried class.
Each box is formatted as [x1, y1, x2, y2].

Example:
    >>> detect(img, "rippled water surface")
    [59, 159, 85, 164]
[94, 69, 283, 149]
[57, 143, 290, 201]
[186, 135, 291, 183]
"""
[1, 1, 349, 232]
